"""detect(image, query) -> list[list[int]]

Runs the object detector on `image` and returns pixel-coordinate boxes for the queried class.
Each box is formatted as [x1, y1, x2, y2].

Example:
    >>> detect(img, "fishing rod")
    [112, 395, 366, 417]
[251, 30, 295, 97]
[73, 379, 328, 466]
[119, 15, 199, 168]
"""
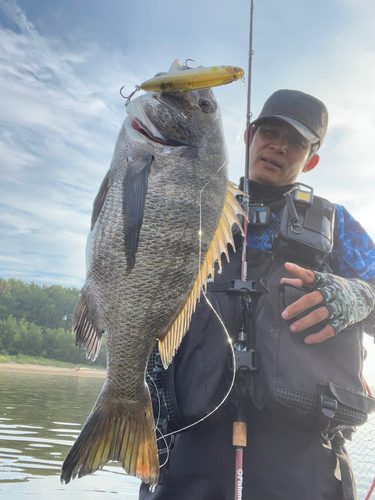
[241, 0, 254, 283]
[233, 2, 254, 500]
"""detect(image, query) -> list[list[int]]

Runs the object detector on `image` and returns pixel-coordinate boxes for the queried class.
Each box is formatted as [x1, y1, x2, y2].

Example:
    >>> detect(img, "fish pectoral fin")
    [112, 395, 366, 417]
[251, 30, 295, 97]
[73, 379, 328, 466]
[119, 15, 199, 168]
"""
[60, 388, 159, 486]
[73, 288, 102, 362]
[91, 169, 110, 231]
[123, 154, 154, 270]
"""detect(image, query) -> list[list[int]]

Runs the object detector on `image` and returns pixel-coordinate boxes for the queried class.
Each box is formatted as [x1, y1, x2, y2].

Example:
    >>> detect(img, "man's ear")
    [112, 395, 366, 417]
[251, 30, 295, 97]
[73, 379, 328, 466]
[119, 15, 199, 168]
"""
[303, 154, 319, 173]
[244, 126, 254, 143]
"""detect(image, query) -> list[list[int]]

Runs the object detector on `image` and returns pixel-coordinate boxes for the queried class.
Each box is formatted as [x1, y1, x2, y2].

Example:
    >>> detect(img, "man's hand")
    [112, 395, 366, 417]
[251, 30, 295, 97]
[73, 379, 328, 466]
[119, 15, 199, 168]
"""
[280, 263, 333, 344]
[280, 263, 375, 345]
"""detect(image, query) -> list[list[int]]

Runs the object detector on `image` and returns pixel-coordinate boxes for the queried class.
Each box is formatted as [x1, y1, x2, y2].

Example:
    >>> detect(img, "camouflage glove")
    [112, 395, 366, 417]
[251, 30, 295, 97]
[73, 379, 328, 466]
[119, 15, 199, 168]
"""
[312, 272, 375, 335]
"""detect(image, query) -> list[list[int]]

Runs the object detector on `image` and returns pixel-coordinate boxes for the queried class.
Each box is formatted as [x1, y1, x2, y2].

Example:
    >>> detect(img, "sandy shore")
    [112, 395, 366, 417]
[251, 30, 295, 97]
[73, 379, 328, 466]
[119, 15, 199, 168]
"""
[0, 362, 106, 378]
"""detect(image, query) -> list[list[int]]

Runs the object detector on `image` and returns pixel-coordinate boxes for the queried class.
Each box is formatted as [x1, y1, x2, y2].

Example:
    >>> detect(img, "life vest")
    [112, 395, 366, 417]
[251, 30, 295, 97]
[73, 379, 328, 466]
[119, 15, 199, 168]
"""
[147, 187, 375, 435]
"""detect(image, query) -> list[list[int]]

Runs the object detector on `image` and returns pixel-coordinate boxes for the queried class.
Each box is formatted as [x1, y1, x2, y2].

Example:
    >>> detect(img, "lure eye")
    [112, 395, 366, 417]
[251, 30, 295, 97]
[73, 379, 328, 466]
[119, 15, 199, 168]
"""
[199, 98, 216, 114]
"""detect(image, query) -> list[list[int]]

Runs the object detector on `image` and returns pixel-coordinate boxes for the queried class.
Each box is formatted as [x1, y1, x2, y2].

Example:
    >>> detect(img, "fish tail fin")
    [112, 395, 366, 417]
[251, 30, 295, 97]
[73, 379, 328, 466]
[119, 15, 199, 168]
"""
[60, 389, 159, 486]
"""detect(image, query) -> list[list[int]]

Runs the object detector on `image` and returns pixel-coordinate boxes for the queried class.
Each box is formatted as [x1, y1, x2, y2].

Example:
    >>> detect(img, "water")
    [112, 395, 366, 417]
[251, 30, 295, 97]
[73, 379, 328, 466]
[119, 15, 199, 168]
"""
[0, 370, 141, 499]
[1, 369, 375, 500]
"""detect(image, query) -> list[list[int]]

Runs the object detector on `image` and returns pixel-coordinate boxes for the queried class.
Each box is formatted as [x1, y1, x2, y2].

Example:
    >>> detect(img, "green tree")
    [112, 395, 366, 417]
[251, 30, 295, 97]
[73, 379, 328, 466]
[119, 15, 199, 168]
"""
[0, 315, 17, 353]
[0, 278, 80, 329]
[0, 277, 106, 367]
[0, 278, 11, 294]
[13, 318, 44, 357]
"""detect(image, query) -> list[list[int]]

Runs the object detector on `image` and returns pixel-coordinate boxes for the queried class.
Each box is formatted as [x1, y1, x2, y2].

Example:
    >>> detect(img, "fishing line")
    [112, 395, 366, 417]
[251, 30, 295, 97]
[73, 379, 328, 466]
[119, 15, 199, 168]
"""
[155, 83, 247, 445]
[155, 426, 170, 468]
[146, 371, 161, 428]
[156, 302, 237, 443]
[146, 370, 172, 467]
[197, 85, 247, 203]
[200, 92, 247, 196]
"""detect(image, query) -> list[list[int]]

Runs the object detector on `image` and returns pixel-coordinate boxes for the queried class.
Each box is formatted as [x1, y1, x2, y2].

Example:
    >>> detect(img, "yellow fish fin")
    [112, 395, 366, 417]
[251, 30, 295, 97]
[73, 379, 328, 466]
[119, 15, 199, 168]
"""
[158, 181, 246, 369]
[61, 389, 159, 486]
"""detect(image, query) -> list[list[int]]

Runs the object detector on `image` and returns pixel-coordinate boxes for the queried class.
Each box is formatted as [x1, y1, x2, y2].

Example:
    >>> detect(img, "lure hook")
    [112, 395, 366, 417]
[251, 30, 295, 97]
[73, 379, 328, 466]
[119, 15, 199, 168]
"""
[120, 85, 141, 106]
[185, 59, 195, 70]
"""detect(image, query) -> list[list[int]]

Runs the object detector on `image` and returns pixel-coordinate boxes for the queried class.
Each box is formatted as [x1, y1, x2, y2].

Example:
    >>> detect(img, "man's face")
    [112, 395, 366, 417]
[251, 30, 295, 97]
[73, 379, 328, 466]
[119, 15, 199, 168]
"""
[249, 119, 313, 186]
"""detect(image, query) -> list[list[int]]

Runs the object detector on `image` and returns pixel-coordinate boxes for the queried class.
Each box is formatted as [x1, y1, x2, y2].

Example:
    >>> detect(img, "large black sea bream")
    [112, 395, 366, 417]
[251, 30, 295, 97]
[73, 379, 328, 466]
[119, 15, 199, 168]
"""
[61, 60, 244, 487]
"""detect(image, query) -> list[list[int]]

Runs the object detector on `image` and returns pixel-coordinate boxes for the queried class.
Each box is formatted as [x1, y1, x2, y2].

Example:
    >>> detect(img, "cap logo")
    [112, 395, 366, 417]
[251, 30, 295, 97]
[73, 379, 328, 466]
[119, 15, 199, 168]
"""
[321, 112, 328, 127]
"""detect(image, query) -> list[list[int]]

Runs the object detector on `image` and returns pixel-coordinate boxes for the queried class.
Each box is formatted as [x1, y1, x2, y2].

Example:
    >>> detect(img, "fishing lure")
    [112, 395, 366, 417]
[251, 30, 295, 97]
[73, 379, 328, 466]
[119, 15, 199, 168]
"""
[139, 65, 244, 92]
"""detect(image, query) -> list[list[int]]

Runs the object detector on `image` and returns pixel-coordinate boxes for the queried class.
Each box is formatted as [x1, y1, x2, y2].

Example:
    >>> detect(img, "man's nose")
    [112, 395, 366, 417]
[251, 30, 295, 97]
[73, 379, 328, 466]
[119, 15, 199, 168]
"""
[270, 138, 287, 154]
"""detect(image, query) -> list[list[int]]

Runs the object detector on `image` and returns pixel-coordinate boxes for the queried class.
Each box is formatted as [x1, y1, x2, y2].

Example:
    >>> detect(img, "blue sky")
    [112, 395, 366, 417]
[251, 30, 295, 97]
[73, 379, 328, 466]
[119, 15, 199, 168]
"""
[2, 0, 375, 376]
[2, 0, 375, 286]
[2, 0, 375, 391]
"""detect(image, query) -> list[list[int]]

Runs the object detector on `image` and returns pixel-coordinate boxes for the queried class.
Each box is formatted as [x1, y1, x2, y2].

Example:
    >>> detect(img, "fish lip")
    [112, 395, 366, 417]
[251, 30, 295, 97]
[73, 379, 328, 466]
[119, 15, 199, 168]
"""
[129, 118, 188, 147]
[130, 119, 168, 145]
[126, 95, 167, 143]
[127, 96, 190, 147]
[261, 156, 282, 168]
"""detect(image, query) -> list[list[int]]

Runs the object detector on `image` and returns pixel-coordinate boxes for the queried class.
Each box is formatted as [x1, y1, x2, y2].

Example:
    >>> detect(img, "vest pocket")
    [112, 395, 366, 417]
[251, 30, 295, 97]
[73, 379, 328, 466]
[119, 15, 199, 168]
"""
[253, 283, 375, 431]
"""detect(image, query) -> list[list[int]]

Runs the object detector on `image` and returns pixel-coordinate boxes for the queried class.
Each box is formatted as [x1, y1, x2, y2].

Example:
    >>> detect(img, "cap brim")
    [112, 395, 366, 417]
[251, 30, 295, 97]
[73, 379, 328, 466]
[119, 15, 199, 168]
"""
[251, 115, 320, 144]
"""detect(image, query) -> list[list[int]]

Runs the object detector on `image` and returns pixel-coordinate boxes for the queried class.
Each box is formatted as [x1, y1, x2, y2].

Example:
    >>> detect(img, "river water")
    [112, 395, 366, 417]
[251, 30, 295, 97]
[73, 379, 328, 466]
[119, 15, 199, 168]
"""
[0, 370, 140, 499]
[1, 369, 375, 500]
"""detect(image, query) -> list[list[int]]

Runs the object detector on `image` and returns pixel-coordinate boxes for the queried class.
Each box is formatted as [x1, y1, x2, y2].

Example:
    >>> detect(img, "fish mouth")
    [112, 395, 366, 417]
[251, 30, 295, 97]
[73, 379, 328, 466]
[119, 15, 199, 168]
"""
[130, 118, 188, 147]
[130, 119, 170, 145]
[127, 95, 188, 147]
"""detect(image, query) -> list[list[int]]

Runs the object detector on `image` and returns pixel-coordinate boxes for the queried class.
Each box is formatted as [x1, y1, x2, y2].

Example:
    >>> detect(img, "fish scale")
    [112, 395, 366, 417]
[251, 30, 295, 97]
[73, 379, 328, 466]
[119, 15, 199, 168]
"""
[61, 62, 245, 487]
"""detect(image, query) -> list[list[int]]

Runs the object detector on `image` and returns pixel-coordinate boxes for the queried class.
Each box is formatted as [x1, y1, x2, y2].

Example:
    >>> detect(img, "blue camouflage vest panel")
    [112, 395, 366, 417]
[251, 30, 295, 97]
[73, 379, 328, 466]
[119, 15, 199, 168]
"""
[247, 204, 375, 281]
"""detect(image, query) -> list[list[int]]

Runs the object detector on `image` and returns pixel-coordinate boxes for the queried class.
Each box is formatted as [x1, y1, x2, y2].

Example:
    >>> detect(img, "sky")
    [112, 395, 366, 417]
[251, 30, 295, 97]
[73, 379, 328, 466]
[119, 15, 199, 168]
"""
[1, 0, 375, 375]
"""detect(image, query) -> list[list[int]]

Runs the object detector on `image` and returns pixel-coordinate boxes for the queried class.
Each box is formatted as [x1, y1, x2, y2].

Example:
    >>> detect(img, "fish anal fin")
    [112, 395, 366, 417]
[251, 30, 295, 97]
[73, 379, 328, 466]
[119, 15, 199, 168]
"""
[73, 289, 102, 362]
[91, 170, 110, 231]
[123, 154, 154, 270]
[158, 181, 245, 368]
[60, 390, 158, 486]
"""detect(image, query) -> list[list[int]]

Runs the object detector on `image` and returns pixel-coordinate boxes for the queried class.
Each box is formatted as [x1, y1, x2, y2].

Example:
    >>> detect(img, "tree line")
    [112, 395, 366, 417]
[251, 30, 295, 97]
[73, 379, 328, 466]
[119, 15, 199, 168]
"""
[0, 277, 106, 367]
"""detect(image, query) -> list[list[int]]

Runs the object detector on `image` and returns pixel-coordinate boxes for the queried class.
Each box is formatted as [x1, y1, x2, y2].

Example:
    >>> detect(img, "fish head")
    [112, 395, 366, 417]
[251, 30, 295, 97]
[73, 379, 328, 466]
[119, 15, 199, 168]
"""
[126, 88, 223, 150]
[126, 60, 226, 151]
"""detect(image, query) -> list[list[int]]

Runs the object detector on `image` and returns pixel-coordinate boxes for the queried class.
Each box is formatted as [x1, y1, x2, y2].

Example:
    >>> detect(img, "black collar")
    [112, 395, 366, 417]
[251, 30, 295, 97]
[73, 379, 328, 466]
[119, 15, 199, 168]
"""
[238, 178, 295, 214]
[248, 180, 294, 204]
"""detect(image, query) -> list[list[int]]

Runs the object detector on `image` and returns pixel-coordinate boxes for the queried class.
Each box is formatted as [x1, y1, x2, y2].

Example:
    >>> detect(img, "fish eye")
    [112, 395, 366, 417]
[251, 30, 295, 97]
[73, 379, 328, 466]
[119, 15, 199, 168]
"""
[233, 67, 239, 72]
[199, 98, 216, 113]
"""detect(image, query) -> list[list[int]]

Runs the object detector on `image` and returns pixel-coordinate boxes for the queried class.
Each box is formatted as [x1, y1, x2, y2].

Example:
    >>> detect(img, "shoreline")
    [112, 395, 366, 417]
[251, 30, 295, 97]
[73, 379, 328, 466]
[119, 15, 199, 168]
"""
[0, 362, 106, 378]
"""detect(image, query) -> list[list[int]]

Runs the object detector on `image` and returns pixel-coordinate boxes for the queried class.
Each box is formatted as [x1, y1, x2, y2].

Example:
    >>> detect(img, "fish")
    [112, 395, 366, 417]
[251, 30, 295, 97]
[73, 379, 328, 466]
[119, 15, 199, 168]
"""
[140, 64, 244, 92]
[60, 59, 245, 487]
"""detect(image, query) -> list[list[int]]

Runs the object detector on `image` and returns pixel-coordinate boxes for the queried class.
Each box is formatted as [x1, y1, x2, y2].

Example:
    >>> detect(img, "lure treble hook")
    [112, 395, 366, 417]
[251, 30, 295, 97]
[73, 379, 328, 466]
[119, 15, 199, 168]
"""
[120, 85, 141, 106]
[185, 59, 195, 70]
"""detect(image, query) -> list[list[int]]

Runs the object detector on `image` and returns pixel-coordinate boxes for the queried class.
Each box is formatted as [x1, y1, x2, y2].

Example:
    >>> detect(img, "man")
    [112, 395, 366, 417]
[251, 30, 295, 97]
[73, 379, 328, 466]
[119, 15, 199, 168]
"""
[139, 90, 375, 500]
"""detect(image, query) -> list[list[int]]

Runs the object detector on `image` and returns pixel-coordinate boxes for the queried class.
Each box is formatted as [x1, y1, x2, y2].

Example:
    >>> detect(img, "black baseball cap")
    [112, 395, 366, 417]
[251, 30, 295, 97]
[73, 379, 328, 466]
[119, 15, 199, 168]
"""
[251, 89, 328, 149]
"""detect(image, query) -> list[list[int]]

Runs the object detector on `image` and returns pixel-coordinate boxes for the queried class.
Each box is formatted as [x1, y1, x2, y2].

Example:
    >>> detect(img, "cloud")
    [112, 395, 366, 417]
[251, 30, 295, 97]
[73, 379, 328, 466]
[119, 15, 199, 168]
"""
[238, 1, 375, 241]
[1, 0, 375, 287]
[0, 254, 26, 263]
[0, 0, 143, 285]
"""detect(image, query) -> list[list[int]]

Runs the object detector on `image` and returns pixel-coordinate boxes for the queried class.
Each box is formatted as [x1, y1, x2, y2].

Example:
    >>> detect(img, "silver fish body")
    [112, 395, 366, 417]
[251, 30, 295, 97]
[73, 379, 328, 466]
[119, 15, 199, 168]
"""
[60, 85, 231, 486]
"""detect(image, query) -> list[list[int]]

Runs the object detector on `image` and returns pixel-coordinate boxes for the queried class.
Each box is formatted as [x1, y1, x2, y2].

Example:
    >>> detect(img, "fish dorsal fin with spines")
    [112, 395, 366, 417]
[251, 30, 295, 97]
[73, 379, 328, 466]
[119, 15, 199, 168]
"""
[158, 181, 246, 369]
